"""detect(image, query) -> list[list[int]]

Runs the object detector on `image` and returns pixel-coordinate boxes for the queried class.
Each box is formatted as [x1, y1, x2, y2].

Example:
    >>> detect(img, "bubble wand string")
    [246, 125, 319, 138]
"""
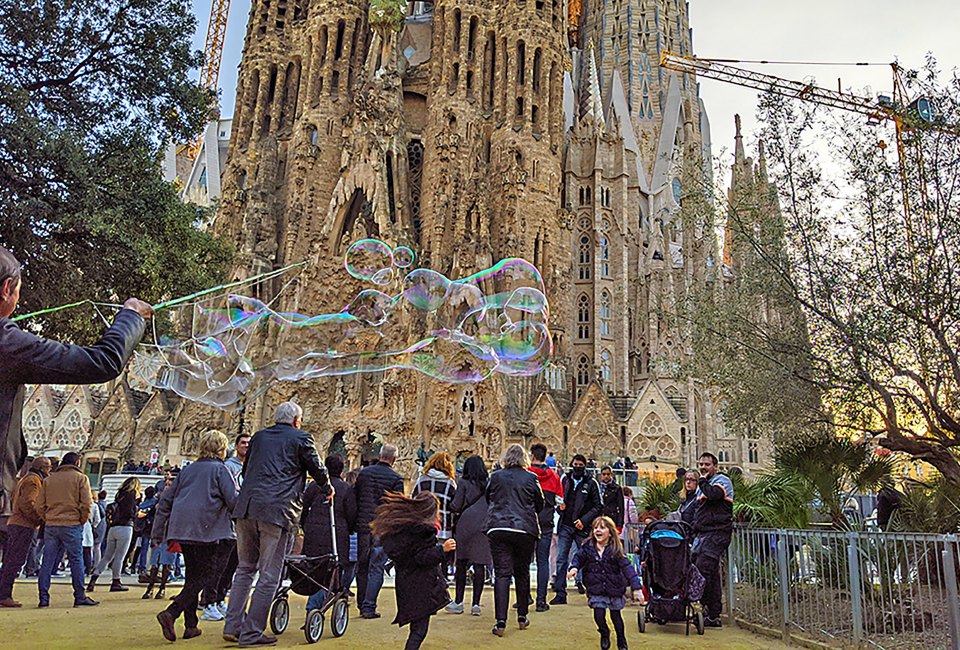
[10, 260, 309, 322]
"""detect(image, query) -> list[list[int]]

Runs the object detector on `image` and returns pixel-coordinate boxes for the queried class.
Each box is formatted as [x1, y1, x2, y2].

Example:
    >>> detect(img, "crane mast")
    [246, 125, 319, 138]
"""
[184, 0, 233, 160]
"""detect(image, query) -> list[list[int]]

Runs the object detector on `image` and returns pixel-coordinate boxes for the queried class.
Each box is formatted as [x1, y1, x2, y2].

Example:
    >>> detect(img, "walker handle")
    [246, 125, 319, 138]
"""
[329, 492, 338, 562]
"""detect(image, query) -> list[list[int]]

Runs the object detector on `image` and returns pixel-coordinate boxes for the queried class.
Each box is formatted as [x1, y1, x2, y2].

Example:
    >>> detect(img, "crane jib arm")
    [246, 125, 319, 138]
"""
[659, 51, 893, 123]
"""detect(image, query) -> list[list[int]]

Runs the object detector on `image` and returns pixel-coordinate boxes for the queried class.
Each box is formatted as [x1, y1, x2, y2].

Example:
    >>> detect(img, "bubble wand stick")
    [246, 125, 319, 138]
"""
[10, 260, 309, 322]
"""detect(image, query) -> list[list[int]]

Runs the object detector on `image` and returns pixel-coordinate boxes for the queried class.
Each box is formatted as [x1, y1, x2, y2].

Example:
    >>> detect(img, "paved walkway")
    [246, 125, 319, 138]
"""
[3, 579, 791, 649]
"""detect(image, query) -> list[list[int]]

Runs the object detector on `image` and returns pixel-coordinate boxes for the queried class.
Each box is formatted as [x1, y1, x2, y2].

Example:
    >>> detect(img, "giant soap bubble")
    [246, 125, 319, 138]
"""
[130, 240, 552, 409]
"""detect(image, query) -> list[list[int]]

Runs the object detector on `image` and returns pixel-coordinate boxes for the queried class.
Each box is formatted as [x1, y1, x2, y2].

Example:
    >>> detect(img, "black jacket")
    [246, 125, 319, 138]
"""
[301, 476, 356, 565]
[559, 472, 603, 536]
[354, 462, 405, 534]
[381, 524, 450, 627]
[0, 309, 144, 517]
[111, 489, 139, 527]
[484, 466, 544, 539]
[571, 542, 641, 598]
[600, 479, 624, 528]
[450, 478, 492, 565]
[233, 423, 330, 531]
[692, 473, 734, 535]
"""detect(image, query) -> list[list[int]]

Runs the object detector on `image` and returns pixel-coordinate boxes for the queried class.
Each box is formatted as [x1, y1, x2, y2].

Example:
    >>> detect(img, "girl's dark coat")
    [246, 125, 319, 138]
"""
[571, 541, 641, 598]
[381, 523, 451, 626]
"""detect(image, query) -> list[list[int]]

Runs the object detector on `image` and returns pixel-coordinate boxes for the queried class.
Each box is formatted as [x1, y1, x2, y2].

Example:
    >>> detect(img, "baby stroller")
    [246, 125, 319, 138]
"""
[269, 502, 350, 643]
[637, 520, 705, 636]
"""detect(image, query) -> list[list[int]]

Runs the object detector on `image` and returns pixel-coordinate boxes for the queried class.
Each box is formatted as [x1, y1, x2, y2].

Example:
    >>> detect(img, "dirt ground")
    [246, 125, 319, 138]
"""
[2, 581, 792, 649]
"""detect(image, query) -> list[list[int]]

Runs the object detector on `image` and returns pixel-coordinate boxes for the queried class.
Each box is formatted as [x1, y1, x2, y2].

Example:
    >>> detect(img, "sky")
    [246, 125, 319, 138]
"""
[190, 0, 960, 170]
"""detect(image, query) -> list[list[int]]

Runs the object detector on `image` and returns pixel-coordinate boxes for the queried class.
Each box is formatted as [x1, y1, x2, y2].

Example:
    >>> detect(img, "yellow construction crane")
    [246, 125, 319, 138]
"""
[660, 51, 957, 235]
[182, 0, 233, 160]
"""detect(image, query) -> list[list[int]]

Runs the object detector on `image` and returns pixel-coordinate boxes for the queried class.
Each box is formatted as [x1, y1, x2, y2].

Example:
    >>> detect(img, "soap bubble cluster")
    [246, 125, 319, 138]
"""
[131, 240, 552, 409]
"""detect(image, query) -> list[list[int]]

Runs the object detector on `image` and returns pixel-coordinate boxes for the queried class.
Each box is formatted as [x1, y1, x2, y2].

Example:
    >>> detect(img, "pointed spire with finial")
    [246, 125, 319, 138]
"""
[584, 41, 605, 133]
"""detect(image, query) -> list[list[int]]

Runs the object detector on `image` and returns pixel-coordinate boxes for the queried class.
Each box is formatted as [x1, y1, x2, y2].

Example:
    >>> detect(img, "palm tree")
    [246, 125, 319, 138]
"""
[776, 434, 891, 526]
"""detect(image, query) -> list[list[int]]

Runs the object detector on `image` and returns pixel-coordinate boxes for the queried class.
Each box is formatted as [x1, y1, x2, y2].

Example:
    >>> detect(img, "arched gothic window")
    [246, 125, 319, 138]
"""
[576, 355, 591, 397]
[26, 410, 42, 430]
[66, 411, 82, 430]
[600, 234, 610, 276]
[599, 290, 611, 336]
[577, 294, 591, 339]
[600, 350, 612, 386]
[578, 234, 591, 280]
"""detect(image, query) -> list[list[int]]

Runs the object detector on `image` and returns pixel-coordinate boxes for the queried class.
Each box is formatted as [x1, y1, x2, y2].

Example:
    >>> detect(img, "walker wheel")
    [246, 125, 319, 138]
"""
[638, 609, 646, 633]
[304, 608, 324, 643]
[331, 597, 350, 637]
[269, 597, 289, 635]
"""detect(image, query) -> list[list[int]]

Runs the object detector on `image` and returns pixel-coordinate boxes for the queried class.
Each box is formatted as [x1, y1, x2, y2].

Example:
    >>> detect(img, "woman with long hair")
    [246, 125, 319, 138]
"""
[371, 492, 456, 650]
[446, 455, 492, 615]
[412, 451, 457, 541]
[154, 431, 238, 642]
[484, 444, 544, 637]
[88, 476, 141, 592]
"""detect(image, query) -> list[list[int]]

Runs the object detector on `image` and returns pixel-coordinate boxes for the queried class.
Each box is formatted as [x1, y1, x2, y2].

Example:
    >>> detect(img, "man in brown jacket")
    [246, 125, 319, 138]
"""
[0, 456, 51, 606]
[36, 452, 98, 607]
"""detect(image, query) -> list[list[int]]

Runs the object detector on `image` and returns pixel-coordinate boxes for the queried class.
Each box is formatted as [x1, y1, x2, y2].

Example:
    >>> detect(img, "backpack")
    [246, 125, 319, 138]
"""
[105, 502, 116, 528]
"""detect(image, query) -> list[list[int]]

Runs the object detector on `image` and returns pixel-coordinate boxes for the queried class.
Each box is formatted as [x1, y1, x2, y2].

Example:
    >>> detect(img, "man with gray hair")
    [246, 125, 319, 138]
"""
[353, 442, 404, 619]
[223, 401, 331, 646]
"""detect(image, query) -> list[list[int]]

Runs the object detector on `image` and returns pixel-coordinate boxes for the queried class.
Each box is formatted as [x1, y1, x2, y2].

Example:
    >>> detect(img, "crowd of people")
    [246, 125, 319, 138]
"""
[0, 245, 736, 648]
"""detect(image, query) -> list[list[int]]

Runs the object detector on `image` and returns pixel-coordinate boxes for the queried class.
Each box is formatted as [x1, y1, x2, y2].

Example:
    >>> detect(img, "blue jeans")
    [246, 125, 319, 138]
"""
[38, 525, 85, 604]
[552, 524, 583, 598]
[136, 534, 151, 572]
[361, 545, 388, 615]
[535, 532, 552, 604]
[306, 562, 354, 611]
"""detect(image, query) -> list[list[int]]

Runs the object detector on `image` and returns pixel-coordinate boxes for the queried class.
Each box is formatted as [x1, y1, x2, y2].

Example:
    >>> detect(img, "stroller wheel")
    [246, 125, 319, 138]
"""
[304, 609, 324, 643]
[331, 598, 350, 637]
[269, 597, 290, 635]
[695, 610, 704, 635]
[637, 609, 646, 633]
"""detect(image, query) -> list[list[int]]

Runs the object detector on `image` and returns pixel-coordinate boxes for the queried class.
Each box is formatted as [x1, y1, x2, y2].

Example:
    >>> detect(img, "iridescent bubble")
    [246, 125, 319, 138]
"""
[345, 239, 394, 282]
[131, 238, 554, 409]
[344, 289, 395, 326]
[402, 268, 451, 311]
[393, 246, 415, 268]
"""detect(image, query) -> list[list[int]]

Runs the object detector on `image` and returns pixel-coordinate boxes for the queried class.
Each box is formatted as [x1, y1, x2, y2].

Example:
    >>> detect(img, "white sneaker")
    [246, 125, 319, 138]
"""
[217, 601, 228, 617]
[471, 604, 481, 616]
[445, 601, 464, 614]
[200, 604, 224, 621]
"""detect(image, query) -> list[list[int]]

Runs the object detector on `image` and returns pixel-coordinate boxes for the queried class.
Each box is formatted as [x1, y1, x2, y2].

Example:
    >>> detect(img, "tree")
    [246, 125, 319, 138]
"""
[0, 0, 231, 340]
[689, 58, 960, 487]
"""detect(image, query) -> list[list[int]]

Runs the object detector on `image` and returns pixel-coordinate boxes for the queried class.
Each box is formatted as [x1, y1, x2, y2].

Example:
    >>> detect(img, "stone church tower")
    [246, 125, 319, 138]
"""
[199, 0, 772, 478]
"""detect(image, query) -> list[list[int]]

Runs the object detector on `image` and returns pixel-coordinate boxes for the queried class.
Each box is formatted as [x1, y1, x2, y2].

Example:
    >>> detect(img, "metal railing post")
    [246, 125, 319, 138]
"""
[776, 530, 791, 640]
[943, 536, 960, 650]
[847, 532, 864, 644]
[726, 541, 736, 626]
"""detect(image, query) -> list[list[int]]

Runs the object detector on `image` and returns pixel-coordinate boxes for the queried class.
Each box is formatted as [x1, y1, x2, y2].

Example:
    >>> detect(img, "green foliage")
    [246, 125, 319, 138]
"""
[731, 470, 812, 529]
[639, 479, 680, 515]
[0, 0, 231, 341]
[777, 433, 891, 525]
[897, 476, 960, 533]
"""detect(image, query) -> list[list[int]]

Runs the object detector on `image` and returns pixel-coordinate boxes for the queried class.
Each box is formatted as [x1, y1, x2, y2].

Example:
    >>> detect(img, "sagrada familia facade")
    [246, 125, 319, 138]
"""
[24, 0, 778, 481]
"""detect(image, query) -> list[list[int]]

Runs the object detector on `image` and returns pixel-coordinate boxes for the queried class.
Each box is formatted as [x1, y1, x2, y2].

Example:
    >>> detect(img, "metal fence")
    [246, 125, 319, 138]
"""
[729, 527, 960, 649]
